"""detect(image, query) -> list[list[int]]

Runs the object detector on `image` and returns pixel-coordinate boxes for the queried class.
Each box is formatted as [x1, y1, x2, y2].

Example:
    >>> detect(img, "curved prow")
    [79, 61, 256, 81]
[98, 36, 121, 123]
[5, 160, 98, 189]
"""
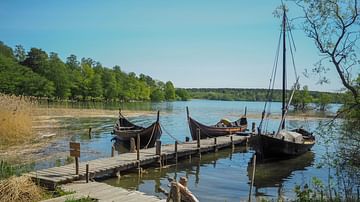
[186, 106, 190, 118]
[119, 108, 122, 116]
[156, 110, 160, 123]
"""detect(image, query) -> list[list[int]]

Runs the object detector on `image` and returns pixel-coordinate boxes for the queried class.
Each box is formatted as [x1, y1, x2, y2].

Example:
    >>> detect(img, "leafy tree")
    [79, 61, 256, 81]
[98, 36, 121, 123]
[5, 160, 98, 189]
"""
[0, 54, 54, 97]
[0, 41, 14, 59]
[316, 93, 332, 111]
[293, 0, 360, 108]
[175, 88, 190, 101]
[150, 88, 165, 102]
[164, 81, 176, 100]
[89, 74, 103, 98]
[102, 69, 118, 100]
[47, 53, 71, 99]
[14, 45, 26, 62]
[22, 48, 48, 73]
[66, 54, 80, 70]
[291, 85, 313, 111]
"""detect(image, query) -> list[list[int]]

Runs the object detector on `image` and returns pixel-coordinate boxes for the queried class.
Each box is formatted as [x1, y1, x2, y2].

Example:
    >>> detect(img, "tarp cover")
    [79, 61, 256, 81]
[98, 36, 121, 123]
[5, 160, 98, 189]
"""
[276, 130, 303, 143]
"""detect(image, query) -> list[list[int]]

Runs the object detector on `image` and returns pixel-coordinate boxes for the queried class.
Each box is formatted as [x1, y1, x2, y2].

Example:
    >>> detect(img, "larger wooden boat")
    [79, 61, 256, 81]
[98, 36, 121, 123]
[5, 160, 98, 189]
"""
[251, 6, 315, 159]
[112, 110, 162, 149]
[187, 107, 247, 140]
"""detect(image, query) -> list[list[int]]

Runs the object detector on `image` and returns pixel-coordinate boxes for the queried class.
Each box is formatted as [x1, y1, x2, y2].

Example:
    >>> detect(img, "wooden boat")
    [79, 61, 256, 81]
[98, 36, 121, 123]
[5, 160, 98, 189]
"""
[186, 107, 247, 140]
[112, 110, 162, 149]
[251, 6, 315, 159]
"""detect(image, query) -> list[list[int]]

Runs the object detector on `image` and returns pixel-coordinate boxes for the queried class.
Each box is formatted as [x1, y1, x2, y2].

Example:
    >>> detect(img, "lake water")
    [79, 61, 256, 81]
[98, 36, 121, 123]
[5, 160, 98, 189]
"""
[35, 100, 342, 201]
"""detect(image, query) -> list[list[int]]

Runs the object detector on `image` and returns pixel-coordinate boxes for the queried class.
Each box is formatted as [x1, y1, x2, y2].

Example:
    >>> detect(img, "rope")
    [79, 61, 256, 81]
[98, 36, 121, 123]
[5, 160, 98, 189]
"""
[160, 125, 184, 144]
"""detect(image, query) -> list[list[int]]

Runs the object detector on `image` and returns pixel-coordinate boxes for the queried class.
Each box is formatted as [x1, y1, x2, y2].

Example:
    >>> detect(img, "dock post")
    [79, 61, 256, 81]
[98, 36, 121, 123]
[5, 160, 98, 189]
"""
[248, 154, 256, 202]
[137, 134, 140, 161]
[214, 137, 218, 152]
[156, 140, 161, 155]
[130, 137, 136, 153]
[111, 144, 115, 157]
[88, 127, 92, 139]
[75, 157, 79, 175]
[196, 128, 201, 159]
[86, 164, 89, 183]
[156, 140, 162, 168]
[230, 135, 234, 150]
[175, 141, 178, 164]
[252, 122, 256, 133]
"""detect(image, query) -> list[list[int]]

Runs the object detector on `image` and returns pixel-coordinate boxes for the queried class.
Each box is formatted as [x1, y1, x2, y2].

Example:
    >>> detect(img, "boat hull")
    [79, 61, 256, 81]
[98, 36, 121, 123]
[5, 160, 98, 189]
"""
[188, 117, 247, 140]
[250, 133, 315, 159]
[112, 111, 162, 149]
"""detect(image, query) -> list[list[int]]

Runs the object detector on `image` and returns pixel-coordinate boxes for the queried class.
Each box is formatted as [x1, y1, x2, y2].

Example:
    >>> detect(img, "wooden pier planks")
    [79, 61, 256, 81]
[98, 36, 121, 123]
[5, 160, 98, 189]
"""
[42, 181, 165, 202]
[27, 135, 247, 188]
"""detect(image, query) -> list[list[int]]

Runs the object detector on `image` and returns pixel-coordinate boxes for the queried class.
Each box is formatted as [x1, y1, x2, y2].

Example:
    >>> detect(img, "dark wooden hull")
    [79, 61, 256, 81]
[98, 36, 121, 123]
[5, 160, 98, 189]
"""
[112, 111, 162, 148]
[250, 133, 315, 159]
[187, 116, 247, 140]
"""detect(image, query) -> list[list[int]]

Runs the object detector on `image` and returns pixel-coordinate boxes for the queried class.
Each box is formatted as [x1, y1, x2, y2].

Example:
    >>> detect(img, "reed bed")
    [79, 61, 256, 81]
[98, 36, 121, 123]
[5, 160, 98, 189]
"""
[0, 94, 35, 146]
[0, 176, 44, 202]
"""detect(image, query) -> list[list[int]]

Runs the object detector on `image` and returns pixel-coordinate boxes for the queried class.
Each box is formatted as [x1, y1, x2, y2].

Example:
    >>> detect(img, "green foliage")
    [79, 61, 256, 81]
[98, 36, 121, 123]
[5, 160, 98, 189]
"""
[187, 88, 343, 103]
[0, 160, 35, 180]
[315, 93, 332, 111]
[0, 41, 180, 102]
[175, 88, 190, 101]
[164, 81, 176, 101]
[150, 88, 165, 102]
[291, 85, 313, 111]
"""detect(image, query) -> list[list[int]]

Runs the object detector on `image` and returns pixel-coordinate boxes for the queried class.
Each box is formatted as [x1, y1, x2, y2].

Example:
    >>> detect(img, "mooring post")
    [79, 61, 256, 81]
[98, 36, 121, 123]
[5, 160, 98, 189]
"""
[196, 128, 201, 158]
[230, 135, 234, 150]
[196, 128, 201, 148]
[156, 140, 161, 155]
[175, 141, 178, 164]
[86, 164, 89, 183]
[214, 137, 218, 152]
[248, 154, 257, 202]
[252, 122, 256, 133]
[88, 127, 92, 139]
[75, 157, 79, 175]
[137, 134, 140, 161]
[130, 137, 136, 153]
[111, 143, 115, 157]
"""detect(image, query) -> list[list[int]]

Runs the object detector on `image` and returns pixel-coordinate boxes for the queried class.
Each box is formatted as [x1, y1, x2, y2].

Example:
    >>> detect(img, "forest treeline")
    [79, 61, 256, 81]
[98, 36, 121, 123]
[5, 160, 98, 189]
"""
[0, 41, 190, 102]
[187, 88, 344, 111]
[0, 40, 344, 109]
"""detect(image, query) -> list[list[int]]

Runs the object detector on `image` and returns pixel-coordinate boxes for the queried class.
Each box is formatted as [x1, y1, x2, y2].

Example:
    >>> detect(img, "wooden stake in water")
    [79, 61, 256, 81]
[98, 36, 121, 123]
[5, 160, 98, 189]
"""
[214, 137, 218, 152]
[137, 134, 140, 161]
[86, 164, 89, 183]
[248, 154, 256, 202]
[111, 144, 115, 157]
[175, 141, 178, 164]
[88, 127, 92, 139]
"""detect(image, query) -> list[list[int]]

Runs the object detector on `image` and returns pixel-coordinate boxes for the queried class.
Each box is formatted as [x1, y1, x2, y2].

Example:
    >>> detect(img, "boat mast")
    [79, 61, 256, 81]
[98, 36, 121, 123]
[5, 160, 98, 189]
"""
[281, 7, 286, 130]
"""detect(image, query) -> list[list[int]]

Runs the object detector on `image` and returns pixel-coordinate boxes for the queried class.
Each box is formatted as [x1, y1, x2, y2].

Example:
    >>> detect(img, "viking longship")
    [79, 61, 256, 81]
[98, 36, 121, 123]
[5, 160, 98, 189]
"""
[250, 6, 315, 159]
[186, 107, 248, 140]
[112, 110, 162, 149]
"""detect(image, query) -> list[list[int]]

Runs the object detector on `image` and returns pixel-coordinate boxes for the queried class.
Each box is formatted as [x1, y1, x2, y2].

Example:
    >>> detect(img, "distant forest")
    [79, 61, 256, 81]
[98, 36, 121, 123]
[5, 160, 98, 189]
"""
[186, 88, 344, 104]
[0, 41, 344, 105]
[0, 41, 190, 102]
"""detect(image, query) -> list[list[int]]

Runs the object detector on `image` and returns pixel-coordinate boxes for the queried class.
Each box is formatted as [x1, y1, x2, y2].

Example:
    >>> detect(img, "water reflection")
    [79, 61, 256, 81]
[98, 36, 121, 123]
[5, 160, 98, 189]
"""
[247, 152, 315, 197]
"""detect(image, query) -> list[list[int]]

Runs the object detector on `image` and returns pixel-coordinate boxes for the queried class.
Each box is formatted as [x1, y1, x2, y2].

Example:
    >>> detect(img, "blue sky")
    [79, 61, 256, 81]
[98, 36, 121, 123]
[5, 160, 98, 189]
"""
[0, 0, 342, 92]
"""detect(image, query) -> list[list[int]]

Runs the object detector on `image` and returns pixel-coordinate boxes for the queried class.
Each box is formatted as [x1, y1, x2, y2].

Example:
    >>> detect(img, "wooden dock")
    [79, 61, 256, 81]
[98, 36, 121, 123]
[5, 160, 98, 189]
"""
[26, 135, 248, 189]
[42, 181, 165, 202]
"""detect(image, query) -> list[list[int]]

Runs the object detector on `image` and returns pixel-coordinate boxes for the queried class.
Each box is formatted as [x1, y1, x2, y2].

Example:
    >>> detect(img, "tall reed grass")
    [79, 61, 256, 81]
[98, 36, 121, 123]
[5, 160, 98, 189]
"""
[0, 94, 35, 146]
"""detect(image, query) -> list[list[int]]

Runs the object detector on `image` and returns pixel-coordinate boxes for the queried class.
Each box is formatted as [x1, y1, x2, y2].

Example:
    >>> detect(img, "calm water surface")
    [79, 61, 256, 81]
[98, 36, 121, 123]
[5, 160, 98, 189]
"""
[36, 100, 341, 201]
